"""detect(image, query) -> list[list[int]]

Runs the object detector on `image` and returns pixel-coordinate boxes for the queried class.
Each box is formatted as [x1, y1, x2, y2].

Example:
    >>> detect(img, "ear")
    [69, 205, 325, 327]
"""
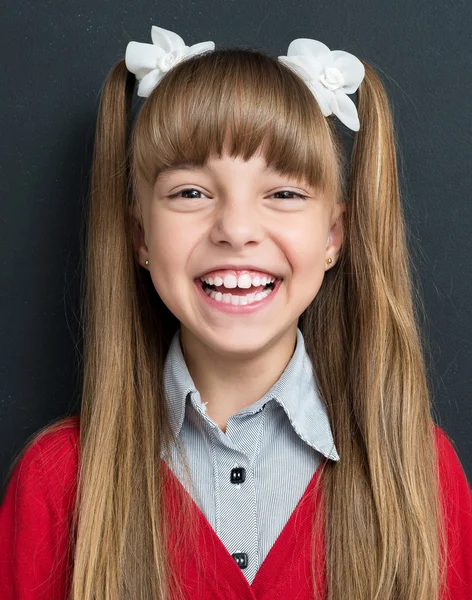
[128, 204, 149, 268]
[325, 202, 346, 270]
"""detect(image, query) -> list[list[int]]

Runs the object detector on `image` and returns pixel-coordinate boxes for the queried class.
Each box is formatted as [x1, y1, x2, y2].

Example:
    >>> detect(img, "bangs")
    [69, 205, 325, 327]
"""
[130, 48, 341, 201]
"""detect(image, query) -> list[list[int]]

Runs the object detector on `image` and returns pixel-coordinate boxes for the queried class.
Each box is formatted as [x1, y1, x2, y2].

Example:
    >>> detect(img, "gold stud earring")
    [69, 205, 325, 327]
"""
[145, 259, 149, 266]
[326, 257, 333, 264]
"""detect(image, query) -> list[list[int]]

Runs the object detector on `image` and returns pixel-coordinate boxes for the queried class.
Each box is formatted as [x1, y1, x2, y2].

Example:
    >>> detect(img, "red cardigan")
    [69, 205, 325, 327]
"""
[0, 422, 471, 599]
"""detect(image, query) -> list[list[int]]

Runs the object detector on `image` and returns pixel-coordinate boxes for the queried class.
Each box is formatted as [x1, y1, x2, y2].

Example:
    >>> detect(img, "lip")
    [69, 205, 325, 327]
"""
[194, 277, 282, 314]
[196, 264, 282, 279]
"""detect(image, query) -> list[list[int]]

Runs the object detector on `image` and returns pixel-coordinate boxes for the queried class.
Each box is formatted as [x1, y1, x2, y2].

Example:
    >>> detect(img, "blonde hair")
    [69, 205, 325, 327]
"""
[2, 47, 448, 599]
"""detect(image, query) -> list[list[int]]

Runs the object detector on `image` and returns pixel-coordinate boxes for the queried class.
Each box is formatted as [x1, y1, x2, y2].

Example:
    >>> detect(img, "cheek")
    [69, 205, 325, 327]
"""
[148, 209, 197, 264]
[283, 224, 327, 276]
[146, 214, 197, 294]
[281, 225, 328, 304]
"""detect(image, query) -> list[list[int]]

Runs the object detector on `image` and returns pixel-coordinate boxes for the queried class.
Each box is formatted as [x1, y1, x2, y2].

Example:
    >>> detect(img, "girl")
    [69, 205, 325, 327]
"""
[0, 24, 471, 600]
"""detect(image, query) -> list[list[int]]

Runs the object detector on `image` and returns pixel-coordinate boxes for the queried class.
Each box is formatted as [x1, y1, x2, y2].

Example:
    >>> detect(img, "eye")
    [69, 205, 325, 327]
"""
[166, 188, 207, 199]
[269, 190, 307, 201]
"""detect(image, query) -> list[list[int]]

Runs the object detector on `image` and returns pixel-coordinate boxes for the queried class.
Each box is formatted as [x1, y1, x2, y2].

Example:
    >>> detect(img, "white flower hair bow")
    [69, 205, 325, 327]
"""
[278, 39, 365, 131]
[125, 26, 215, 98]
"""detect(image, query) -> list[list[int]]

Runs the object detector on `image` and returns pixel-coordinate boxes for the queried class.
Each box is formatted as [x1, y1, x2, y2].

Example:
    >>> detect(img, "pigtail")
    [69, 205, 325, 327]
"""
[68, 60, 184, 600]
[350, 61, 408, 289]
[312, 62, 447, 599]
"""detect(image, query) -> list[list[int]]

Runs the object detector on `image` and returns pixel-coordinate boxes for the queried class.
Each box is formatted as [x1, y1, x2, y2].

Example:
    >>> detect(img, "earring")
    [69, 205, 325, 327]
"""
[145, 259, 149, 266]
[326, 257, 333, 264]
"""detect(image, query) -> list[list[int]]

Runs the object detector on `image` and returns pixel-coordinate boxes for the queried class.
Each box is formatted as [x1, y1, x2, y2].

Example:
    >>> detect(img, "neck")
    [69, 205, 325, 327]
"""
[180, 324, 298, 432]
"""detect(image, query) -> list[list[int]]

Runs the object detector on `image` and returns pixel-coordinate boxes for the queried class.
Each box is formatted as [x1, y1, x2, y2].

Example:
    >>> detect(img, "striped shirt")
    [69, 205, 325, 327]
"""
[163, 326, 340, 584]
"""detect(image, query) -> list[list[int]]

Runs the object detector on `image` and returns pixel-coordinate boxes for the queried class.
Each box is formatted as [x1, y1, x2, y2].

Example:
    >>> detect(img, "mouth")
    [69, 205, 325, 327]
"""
[194, 275, 283, 313]
[199, 278, 278, 296]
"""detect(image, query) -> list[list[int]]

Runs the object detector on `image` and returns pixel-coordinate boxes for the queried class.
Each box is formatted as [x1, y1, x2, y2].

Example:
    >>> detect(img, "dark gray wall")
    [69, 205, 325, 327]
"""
[1, 0, 471, 485]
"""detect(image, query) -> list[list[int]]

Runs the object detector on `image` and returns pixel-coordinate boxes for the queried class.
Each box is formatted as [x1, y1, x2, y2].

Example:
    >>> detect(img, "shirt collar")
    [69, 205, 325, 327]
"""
[163, 326, 340, 462]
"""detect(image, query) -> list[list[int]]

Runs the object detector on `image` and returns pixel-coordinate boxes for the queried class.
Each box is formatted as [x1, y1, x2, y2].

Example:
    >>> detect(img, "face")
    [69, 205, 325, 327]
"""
[132, 150, 345, 359]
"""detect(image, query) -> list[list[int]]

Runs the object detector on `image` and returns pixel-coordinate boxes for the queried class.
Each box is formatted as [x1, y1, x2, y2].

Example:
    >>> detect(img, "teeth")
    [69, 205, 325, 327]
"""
[200, 273, 276, 288]
[204, 286, 274, 305]
[237, 274, 252, 288]
[224, 274, 238, 289]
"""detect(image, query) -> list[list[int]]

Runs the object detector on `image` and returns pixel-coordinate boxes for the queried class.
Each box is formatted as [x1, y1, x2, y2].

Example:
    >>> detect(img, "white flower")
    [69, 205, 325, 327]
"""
[319, 65, 345, 90]
[125, 25, 215, 98]
[278, 39, 365, 131]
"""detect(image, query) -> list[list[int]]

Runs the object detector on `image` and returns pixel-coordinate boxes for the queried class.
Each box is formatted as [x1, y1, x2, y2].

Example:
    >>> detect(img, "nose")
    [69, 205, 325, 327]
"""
[209, 195, 265, 249]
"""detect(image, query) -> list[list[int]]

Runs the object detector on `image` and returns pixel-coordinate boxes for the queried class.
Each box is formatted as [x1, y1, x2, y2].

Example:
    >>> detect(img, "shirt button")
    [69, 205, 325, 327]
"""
[230, 467, 246, 484]
[232, 552, 248, 569]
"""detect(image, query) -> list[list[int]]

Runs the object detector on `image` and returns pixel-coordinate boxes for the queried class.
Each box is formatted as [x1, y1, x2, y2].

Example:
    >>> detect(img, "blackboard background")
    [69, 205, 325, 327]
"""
[1, 0, 471, 485]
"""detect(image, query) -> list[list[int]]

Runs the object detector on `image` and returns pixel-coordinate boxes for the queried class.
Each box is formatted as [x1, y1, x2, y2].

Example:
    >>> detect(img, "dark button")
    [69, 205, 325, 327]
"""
[232, 552, 248, 569]
[230, 467, 246, 484]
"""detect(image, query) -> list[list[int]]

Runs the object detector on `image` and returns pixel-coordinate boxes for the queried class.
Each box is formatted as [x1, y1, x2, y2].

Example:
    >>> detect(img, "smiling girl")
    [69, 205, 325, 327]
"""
[1, 25, 471, 600]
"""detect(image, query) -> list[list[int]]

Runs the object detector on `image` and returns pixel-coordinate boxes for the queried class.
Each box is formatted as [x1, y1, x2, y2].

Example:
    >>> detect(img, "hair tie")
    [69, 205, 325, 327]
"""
[125, 25, 365, 131]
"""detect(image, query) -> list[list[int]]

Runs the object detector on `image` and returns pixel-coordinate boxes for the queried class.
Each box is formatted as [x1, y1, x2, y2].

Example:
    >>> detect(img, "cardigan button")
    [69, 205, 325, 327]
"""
[230, 467, 246, 484]
[232, 552, 248, 569]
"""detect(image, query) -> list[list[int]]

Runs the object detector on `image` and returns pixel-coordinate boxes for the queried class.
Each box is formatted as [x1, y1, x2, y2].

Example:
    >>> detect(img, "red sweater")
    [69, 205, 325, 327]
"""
[0, 422, 471, 599]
